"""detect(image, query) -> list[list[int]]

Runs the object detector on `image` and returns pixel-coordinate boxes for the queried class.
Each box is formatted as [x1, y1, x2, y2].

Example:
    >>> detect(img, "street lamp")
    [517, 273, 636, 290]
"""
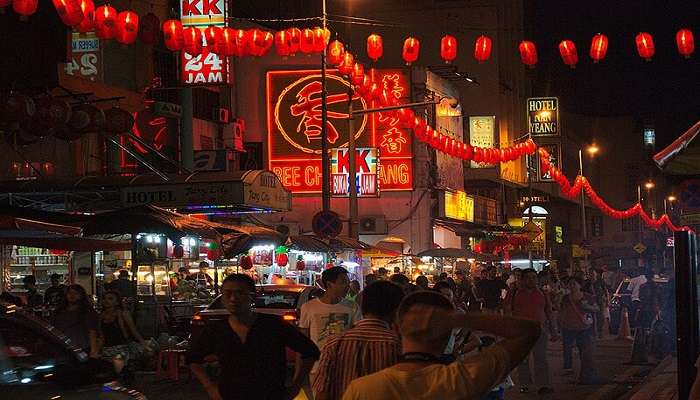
[644, 181, 655, 190]
[578, 144, 599, 248]
[665, 195, 677, 214]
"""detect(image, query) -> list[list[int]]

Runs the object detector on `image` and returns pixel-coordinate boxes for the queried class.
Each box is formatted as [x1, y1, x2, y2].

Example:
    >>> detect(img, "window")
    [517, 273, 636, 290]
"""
[622, 218, 639, 232]
[591, 216, 604, 237]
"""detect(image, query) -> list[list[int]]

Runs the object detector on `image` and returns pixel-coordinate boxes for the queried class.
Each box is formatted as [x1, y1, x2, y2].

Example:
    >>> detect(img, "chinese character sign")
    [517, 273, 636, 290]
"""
[469, 116, 495, 169]
[331, 148, 379, 197]
[537, 143, 560, 181]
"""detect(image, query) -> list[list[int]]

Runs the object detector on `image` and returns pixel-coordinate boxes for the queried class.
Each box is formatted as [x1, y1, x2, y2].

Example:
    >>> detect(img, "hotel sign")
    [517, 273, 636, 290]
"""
[527, 97, 559, 136]
[331, 148, 379, 197]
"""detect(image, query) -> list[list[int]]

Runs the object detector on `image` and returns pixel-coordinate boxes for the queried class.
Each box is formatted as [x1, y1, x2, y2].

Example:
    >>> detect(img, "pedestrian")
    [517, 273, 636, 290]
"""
[22, 275, 43, 308]
[454, 270, 480, 312]
[389, 273, 413, 294]
[585, 269, 609, 339]
[628, 268, 648, 327]
[313, 281, 405, 400]
[558, 277, 599, 384]
[44, 273, 66, 307]
[346, 280, 361, 303]
[342, 291, 541, 400]
[637, 270, 661, 330]
[364, 273, 377, 287]
[377, 267, 389, 280]
[476, 267, 509, 314]
[433, 281, 467, 357]
[107, 270, 137, 307]
[504, 268, 556, 395]
[52, 284, 99, 359]
[187, 274, 319, 400]
[415, 275, 430, 291]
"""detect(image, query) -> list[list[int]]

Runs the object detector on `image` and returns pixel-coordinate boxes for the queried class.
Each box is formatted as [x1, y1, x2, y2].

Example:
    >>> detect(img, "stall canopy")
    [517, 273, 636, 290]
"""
[417, 248, 478, 258]
[220, 226, 286, 258]
[329, 236, 373, 251]
[286, 235, 334, 253]
[654, 120, 700, 174]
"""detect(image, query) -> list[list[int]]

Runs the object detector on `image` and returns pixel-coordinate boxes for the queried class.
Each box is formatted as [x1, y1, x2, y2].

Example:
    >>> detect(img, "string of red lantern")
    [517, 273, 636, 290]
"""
[538, 147, 693, 233]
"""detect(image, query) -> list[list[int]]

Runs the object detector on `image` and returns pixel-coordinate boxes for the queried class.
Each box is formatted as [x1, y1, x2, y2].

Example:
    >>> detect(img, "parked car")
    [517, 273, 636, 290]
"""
[608, 277, 669, 334]
[0, 302, 146, 399]
[190, 284, 323, 344]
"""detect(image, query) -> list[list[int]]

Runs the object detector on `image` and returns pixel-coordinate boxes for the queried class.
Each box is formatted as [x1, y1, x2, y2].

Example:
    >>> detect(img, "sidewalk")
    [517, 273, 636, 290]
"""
[622, 356, 677, 400]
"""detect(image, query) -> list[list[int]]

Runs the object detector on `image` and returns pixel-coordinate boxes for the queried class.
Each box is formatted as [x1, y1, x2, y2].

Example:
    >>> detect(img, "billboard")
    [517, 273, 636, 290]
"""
[180, 0, 228, 86]
[330, 148, 379, 197]
[267, 69, 413, 193]
[469, 116, 496, 168]
[439, 189, 474, 222]
[527, 97, 559, 136]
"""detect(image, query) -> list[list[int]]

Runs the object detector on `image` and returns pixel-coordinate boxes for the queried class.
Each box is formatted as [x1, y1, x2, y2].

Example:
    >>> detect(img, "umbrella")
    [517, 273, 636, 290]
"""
[329, 236, 372, 251]
[416, 248, 477, 258]
[286, 235, 333, 253]
[220, 225, 286, 258]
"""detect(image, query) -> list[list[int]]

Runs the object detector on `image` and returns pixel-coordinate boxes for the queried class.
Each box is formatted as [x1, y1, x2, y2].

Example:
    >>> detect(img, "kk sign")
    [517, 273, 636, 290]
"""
[527, 97, 559, 136]
[180, 0, 228, 86]
[331, 148, 379, 197]
[180, 0, 226, 27]
[267, 69, 413, 193]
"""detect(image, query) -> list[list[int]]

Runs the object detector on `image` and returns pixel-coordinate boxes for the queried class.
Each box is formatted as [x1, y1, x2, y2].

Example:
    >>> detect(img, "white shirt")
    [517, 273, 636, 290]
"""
[628, 275, 648, 301]
[299, 297, 362, 349]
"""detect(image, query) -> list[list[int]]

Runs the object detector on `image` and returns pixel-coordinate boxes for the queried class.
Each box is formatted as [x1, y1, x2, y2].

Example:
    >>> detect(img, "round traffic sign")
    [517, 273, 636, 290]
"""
[312, 210, 343, 238]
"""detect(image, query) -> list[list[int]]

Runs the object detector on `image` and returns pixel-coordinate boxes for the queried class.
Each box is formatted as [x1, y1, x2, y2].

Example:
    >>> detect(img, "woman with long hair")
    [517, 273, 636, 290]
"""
[98, 290, 150, 375]
[52, 284, 99, 358]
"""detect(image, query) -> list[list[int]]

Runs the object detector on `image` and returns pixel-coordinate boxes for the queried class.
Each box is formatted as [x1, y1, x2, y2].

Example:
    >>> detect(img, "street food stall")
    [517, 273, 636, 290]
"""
[416, 248, 478, 279]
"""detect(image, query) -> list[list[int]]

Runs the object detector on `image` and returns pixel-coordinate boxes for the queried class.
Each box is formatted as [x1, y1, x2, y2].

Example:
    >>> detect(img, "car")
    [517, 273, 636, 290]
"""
[608, 276, 669, 334]
[0, 302, 146, 399]
[189, 284, 323, 344]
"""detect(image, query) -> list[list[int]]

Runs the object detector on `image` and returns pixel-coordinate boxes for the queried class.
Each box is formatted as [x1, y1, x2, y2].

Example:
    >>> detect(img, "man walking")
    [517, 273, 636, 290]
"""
[313, 281, 405, 400]
[343, 291, 541, 400]
[476, 267, 509, 313]
[505, 268, 556, 395]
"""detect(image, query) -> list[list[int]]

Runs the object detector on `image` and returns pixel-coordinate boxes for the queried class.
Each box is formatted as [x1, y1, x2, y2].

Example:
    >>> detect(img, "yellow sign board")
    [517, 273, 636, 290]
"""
[443, 190, 474, 222]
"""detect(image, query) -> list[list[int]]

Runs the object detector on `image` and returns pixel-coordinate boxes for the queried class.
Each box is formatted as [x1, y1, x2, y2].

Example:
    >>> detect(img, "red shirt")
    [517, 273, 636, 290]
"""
[511, 288, 547, 324]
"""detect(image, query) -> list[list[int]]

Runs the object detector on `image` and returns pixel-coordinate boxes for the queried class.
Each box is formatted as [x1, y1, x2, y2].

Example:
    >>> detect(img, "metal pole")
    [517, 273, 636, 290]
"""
[528, 149, 533, 270]
[579, 150, 587, 241]
[348, 91, 358, 239]
[320, 0, 330, 212]
[638, 185, 643, 244]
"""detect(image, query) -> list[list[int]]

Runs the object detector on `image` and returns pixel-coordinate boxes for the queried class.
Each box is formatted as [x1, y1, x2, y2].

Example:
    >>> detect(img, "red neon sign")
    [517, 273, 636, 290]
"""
[267, 69, 413, 192]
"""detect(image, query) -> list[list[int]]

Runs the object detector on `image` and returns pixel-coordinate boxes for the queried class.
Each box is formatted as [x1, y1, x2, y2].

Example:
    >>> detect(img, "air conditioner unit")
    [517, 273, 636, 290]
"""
[214, 107, 231, 124]
[359, 216, 387, 235]
[273, 222, 301, 237]
[223, 118, 245, 151]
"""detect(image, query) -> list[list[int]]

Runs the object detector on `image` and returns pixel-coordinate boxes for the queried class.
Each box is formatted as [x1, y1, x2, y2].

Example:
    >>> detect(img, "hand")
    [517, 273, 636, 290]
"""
[205, 384, 223, 400]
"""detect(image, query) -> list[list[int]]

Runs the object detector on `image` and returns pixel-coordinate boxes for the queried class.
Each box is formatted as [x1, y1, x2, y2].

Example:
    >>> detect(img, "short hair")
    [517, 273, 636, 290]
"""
[398, 290, 453, 322]
[321, 266, 348, 287]
[223, 274, 256, 292]
[103, 290, 124, 310]
[50, 273, 62, 280]
[23, 275, 36, 285]
[199, 261, 209, 269]
[432, 281, 452, 293]
[389, 273, 410, 285]
[415, 275, 429, 286]
[364, 273, 378, 286]
[377, 267, 388, 275]
[361, 281, 405, 318]
[397, 291, 454, 343]
[178, 267, 189, 273]
[520, 268, 537, 277]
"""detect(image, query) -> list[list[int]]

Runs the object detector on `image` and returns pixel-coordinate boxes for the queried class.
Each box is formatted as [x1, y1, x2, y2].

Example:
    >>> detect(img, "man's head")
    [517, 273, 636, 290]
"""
[364, 273, 377, 286]
[389, 273, 411, 293]
[415, 275, 429, 290]
[321, 266, 350, 298]
[398, 291, 454, 355]
[361, 281, 405, 322]
[221, 274, 256, 315]
[118, 270, 129, 280]
[22, 275, 36, 291]
[199, 261, 209, 273]
[50, 273, 62, 286]
[519, 268, 538, 290]
[432, 281, 454, 302]
[486, 267, 497, 280]
[377, 267, 388, 279]
[393, 267, 401, 274]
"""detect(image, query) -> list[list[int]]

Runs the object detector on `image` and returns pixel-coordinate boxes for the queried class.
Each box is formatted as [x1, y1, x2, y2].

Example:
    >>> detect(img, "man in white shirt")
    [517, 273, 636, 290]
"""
[629, 268, 648, 302]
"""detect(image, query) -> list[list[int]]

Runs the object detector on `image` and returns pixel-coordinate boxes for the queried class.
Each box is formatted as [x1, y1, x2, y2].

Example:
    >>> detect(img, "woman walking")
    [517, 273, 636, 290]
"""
[559, 277, 599, 384]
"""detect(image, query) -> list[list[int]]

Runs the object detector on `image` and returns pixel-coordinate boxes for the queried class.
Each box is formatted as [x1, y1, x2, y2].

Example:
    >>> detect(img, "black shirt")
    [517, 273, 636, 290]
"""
[186, 313, 320, 400]
[44, 284, 66, 306]
[477, 279, 508, 309]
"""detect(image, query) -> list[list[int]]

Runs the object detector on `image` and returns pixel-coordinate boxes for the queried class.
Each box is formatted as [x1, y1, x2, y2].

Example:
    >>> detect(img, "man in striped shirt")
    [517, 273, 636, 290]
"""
[312, 281, 405, 400]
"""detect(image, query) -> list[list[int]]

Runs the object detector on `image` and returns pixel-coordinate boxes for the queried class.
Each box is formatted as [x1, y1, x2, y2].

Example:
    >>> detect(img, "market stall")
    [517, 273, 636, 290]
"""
[416, 248, 477, 278]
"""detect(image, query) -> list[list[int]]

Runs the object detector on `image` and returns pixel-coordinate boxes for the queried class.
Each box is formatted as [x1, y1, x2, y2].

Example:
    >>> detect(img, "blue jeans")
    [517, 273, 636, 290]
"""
[562, 327, 596, 383]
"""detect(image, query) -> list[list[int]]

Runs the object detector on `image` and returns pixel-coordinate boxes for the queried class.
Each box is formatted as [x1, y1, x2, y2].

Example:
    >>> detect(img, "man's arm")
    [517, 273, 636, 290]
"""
[186, 326, 221, 400]
[282, 320, 320, 396]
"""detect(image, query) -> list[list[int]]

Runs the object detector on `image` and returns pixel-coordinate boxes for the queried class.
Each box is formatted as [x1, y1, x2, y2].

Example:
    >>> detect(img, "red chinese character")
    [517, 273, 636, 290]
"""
[380, 128, 407, 154]
[289, 81, 350, 144]
[382, 74, 404, 99]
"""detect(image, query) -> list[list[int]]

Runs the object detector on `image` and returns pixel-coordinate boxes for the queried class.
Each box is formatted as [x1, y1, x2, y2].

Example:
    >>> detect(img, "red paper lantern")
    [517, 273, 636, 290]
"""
[240, 255, 253, 270]
[473, 147, 483, 163]
[367, 33, 383, 62]
[52, 0, 84, 27]
[558, 40, 578, 67]
[173, 245, 184, 258]
[247, 29, 264, 56]
[402, 37, 420, 65]
[12, 0, 38, 18]
[339, 52, 355, 75]
[219, 27, 236, 56]
[162, 19, 184, 51]
[589, 33, 608, 63]
[288, 27, 301, 55]
[254, 30, 274, 56]
[676, 29, 694, 58]
[518, 40, 538, 67]
[440, 34, 457, 63]
[139, 12, 159, 45]
[204, 26, 222, 51]
[300, 28, 315, 54]
[463, 143, 473, 161]
[75, 0, 94, 33]
[275, 30, 291, 57]
[296, 260, 306, 271]
[115, 10, 138, 45]
[350, 63, 364, 86]
[474, 35, 492, 62]
[276, 253, 289, 267]
[207, 249, 219, 261]
[183, 27, 203, 56]
[233, 29, 249, 56]
[327, 40, 344, 65]
[313, 27, 329, 53]
[94, 5, 117, 39]
[635, 32, 655, 61]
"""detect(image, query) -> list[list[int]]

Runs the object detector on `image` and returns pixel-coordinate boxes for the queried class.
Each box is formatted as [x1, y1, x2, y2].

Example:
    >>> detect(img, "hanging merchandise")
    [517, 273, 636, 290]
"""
[139, 12, 159, 45]
[518, 40, 538, 67]
[275, 30, 292, 57]
[474, 35, 492, 62]
[313, 27, 329, 53]
[173, 245, 184, 258]
[440, 34, 457, 63]
[75, 0, 94, 33]
[636, 32, 655, 61]
[295, 256, 306, 271]
[240, 255, 253, 270]
[590, 33, 608, 63]
[162, 19, 184, 51]
[52, 0, 84, 27]
[367, 33, 383, 62]
[558, 40, 578, 67]
[12, 0, 38, 19]
[183, 27, 203, 56]
[402, 37, 420, 65]
[327, 39, 344, 65]
[276, 253, 289, 267]
[94, 4, 117, 39]
[676, 29, 694, 58]
[288, 27, 301, 55]
[300, 28, 315, 54]
[115, 10, 138, 45]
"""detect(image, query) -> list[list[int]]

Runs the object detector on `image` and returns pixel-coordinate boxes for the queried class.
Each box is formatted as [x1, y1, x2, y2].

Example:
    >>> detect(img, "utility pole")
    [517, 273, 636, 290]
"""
[528, 144, 534, 270]
[348, 89, 358, 239]
[320, 0, 330, 212]
[578, 149, 588, 263]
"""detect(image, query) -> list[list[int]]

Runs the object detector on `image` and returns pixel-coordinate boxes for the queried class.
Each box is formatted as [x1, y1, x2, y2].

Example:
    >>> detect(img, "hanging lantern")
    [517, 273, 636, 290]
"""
[338, 52, 355, 76]
[558, 40, 578, 68]
[635, 32, 655, 61]
[350, 63, 364, 86]
[518, 40, 538, 67]
[313, 27, 329, 53]
[94, 5, 117, 39]
[474, 35, 492, 62]
[327, 40, 345, 65]
[276, 253, 289, 267]
[439, 34, 457, 63]
[288, 27, 301, 55]
[183, 27, 203, 56]
[402, 37, 420, 65]
[240, 255, 253, 270]
[207, 249, 219, 261]
[75, 0, 94, 33]
[589, 33, 608, 63]
[218, 27, 236, 56]
[300, 28, 315, 54]
[204, 26, 222, 51]
[233, 29, 249, 56]
[139, 12, 159, 44]
[162, 19, 184, 51]
[676, 29, 694, 58]
[248, 29, 272, 57]
[52, 0, 84, 27]
[12, 0, 38, 18]
[367, 33, 383, 62]
[260, 31, 274, 55]
[296, 259, 306, 271]
[115, 10, 138, 45]
[173, 245, 184, 258]
[275, 30, 292, 57]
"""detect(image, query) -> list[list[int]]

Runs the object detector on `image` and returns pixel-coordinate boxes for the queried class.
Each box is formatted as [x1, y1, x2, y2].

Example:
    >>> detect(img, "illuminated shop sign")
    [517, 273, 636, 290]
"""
[536, 143, 561, 182]
[469, 116, 495, 169]
[439, 190, 474, 222]
[267, 69, 413, 193]
[527, 97, 559, 136]
[180, 0, 228, 86]
[331, 148, 379, 197]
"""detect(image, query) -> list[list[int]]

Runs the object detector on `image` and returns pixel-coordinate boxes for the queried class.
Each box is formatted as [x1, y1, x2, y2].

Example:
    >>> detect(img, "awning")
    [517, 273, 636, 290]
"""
[329, 236, 372, 251]
[0, 232, 130, 251]
[0, 215, 82, 236]
[417, 248, 477, 258]
[653, 120, 700, 174]
[359, 246, 401, 258]
[286, 235, 333, 253]
[220, 225, 286, 258]
[434, 219, 515, 237]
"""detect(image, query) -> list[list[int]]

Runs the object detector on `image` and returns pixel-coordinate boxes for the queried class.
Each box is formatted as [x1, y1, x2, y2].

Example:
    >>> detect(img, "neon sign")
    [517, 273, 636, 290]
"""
[331, 148, 379, 197]
[267, 69, 413, 193]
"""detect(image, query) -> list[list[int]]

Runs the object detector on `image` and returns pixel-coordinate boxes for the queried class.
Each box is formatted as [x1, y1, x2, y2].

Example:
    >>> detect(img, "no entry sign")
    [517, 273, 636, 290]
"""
[312, 210, 343, 238]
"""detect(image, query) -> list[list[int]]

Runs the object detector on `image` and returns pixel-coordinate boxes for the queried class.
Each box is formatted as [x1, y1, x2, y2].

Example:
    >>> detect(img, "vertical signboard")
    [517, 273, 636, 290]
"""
[439, 190, 475, 222]
[180, 0, 228, 86]
[65, 32, 100, 82]
[536, 143, 560, 181]
[330, 148, 379, 197]
[469, 116, 496, 168]
[267, 69, 413, 193]
[527, 97, 559, 136]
